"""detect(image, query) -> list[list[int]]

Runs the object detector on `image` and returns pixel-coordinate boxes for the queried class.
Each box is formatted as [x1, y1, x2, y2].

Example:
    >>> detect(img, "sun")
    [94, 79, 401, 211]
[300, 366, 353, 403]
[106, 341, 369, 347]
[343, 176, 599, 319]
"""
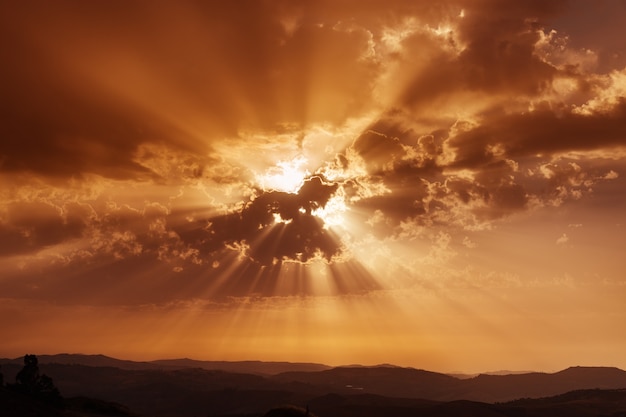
[256, 156, 309, 194]
[256, 157, 349, 230]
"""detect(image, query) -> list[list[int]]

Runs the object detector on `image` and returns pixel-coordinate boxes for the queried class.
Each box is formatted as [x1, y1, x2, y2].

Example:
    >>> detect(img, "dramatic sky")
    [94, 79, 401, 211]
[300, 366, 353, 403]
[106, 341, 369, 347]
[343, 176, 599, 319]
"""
[1, 0, 625, 373]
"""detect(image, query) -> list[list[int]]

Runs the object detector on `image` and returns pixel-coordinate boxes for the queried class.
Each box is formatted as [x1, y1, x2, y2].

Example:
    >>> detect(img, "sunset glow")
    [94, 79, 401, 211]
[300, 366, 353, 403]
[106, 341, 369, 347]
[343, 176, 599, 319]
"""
[257, 156, 310, 194]
[1, 0, 626, 374]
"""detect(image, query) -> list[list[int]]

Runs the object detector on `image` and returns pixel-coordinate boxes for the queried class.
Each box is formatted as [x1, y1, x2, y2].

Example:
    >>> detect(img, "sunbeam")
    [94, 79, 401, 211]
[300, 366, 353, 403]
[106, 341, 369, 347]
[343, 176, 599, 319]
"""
[1, 0, 626, 376]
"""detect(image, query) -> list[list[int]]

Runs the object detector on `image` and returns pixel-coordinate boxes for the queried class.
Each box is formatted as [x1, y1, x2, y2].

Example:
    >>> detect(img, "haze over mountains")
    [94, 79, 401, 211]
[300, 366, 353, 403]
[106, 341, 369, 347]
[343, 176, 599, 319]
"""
[2, 354, 626, 417]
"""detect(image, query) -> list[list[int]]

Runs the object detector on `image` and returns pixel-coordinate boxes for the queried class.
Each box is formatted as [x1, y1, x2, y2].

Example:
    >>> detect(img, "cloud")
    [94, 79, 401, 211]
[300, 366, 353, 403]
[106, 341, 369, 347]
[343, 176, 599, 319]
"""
[197, 176, 342, 265]
[545, 0, 626, 72]
[1, 0, 625, 307]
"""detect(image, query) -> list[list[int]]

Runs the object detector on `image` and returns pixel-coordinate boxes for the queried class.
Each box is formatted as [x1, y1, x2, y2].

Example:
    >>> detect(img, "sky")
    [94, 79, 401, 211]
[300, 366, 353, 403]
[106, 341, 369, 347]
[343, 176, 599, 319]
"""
[1, 0, 625, 374]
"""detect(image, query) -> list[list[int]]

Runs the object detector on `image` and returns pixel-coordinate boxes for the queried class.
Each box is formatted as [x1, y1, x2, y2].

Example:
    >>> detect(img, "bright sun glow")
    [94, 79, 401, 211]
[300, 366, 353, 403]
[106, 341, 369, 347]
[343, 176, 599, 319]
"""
[257, 156, 309, 193]
[257, 156, 349, 229]
[311, 191, 348, 229]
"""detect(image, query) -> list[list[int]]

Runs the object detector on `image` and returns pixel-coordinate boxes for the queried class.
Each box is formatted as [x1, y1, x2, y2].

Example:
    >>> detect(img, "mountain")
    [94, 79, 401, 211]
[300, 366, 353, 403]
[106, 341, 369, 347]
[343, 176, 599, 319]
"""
[1, 353, 160, 371]
[3, 380, 626, 417]
[0, 363, 317, 417]
[273, 366, 463, 399]
[149, 358, 331, 375]
[0, 387, 65, 417]
[0, 353, 331, 375]
[507, 388, 626, 417]
[305, 389, 626, 417]
[2, 356, 626, 417]
[273, 365, 626, 403]
[4, 356, 626, 403]
[455, 366, 626, 402]
[0, 386, 138, 417]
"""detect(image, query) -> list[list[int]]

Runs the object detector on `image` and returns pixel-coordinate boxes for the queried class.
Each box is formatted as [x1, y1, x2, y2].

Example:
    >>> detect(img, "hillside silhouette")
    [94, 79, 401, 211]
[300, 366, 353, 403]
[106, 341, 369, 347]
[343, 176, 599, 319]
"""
[2, 354, 626, 417]
[271, 364, 626, 402]
[262, 405, 317, 417]
[1, 353, 330, 374]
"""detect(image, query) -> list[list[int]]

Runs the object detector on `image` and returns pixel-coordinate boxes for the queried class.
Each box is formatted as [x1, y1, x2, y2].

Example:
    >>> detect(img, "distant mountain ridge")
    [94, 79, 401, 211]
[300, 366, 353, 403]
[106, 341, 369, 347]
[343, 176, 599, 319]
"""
[1, 353, 158, 371]
[273, 366, 462, 400]
[272, 365, 626, 402]
[0, 353, 332, 375]
[150, 357, 331, 375]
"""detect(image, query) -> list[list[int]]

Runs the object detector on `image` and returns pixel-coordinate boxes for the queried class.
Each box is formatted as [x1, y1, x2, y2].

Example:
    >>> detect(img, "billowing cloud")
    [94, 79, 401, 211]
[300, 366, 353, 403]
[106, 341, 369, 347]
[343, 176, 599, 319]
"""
[0, 0, 625, 307]
[182, 176, 342, 265]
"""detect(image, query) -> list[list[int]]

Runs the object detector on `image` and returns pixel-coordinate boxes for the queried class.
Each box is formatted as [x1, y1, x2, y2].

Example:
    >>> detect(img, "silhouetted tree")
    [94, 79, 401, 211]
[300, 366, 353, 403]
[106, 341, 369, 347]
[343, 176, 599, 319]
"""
[0, 364, 4, 387]
[9, 354, 63, 407]
[15, 354, 39, 390]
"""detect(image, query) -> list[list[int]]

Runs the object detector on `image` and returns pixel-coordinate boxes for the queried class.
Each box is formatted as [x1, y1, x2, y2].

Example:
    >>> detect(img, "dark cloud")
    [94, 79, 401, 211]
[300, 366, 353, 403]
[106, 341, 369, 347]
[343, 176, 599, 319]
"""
[383, 0, 565, 112]
[0, 201, 90, 256]
[548, 0, 626, 72]
[350, 118, 446, 181]
[342, 99, 626, 231]
[0, 175, 344, 266]
[0, 173, 385, 304]
[0, 0, 381, 180]
[199, 176, 341, 265]
[456, 20, 555, 95]
[352, 130, 405, 174]
[0, 0, 576, 180]
[449, 101, 626, 169]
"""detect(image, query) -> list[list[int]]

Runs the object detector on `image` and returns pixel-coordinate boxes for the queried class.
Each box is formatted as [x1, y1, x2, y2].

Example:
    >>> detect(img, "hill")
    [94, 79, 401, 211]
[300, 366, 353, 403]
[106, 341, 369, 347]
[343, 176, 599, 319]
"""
[3, 355, 626, 416]
[272, 365, 626, 403]
[305, 389, 626, 417]
[0, 353, 331, 375]
[1, 354, 159, 371]
[0, 387, 65, 417]
[149, 358, 331, 375]
[0, 386, 138, 417]
[273, 366, 463, 399]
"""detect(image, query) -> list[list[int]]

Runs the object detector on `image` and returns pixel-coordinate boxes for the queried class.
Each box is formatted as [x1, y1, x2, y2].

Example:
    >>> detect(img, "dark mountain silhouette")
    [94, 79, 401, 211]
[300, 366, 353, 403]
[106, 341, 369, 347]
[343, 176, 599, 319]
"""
[262, 405, 318, 417]
[272, 389, 626, 417]
[2, 355, 626, 417]
[0, 353, 331, 375]
[0, 388, 139, 417]
[453, 366, 626, 402]
[4, 354, 64, 410]
[272, 365, 626, 403]
[0, 355, 138, 417]
[273, 366, 463, 399]
[65, 397, 140, 417]
[0, 363, 317, 417]
[0, 387, 65, 417]
[448, 370, 535, 379]
[150, 358, 331, 375]
[1, 353, 159, 371]
[507, 388, 626, 417]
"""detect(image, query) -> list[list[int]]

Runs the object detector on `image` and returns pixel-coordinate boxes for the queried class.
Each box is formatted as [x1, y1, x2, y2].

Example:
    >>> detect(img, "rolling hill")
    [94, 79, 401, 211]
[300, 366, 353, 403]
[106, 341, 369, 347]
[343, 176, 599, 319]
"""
[0, 353, 330, 375]
[2, 355, 626, 417]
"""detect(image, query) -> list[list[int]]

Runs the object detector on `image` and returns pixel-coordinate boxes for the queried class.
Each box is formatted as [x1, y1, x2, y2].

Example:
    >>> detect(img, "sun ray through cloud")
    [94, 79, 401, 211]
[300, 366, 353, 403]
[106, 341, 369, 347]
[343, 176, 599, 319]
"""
[1, 0, 626, 374]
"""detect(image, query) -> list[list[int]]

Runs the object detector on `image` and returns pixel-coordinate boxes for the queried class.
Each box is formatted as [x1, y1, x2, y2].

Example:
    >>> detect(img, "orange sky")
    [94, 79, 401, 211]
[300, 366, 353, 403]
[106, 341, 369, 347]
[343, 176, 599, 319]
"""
[1, 0, 625, 373]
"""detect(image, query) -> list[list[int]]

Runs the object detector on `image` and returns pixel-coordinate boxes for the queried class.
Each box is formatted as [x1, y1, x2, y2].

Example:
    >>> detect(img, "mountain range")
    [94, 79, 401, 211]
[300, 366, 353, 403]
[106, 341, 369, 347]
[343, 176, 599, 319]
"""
[2, 354, 626, 417]
[0, 353, 331, 374]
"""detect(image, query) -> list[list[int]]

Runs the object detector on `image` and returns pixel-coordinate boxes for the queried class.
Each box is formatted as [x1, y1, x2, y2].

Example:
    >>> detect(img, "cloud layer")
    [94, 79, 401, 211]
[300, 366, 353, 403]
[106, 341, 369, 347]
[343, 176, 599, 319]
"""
[1, 0, 625, 305]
